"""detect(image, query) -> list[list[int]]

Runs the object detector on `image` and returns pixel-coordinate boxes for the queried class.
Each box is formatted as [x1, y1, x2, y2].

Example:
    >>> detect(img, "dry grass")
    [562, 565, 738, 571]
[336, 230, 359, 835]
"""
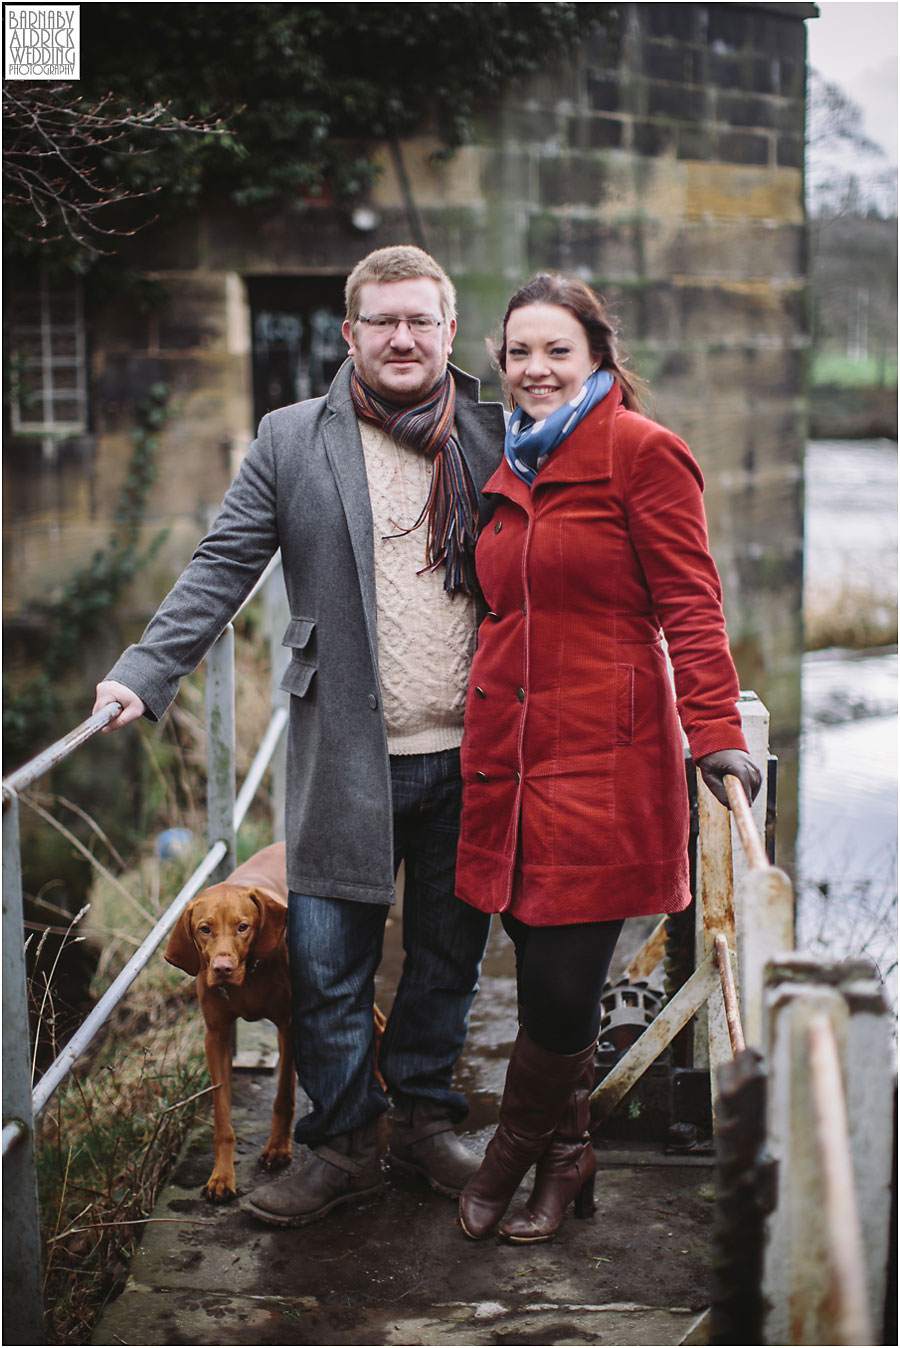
[33, 962, 208, 1344]
[804, 578, 898, 652]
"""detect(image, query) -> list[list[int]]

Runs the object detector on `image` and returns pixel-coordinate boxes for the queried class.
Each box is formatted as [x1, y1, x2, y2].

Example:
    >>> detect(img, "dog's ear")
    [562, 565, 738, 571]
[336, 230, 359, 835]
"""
[164, 903, 201, 975]
[248, 887, 287, 961]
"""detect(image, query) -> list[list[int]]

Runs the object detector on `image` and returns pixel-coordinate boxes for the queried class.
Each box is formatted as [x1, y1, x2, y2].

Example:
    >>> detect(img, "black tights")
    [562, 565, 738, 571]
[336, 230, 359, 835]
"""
[501, 912, 624, 1055]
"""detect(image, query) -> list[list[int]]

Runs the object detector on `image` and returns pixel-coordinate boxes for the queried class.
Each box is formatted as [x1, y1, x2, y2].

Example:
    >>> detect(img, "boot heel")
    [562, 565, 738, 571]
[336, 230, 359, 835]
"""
[574, 1173, 595, 1219]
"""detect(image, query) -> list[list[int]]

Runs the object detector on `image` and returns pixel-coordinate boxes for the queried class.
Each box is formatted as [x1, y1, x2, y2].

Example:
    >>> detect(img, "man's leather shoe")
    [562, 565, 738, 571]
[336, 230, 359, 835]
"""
[243, 1120, 384, 1227]
[389, 1097, 481, 1197]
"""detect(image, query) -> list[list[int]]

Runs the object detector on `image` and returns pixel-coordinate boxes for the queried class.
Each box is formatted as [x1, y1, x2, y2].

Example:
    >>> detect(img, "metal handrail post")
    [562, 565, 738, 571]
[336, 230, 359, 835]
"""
[806, 1014, 873, 1345]
[2, 794, 46, 1345]
[762, 957, 893, 1344]
[205, 624, 236, 882]
[694, 765, 737, 1097]
[730, 692, 793, 1051]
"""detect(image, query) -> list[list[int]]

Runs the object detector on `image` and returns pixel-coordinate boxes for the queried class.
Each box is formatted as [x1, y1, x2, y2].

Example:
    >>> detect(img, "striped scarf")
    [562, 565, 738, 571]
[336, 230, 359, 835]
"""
[350, 368, 480, 596]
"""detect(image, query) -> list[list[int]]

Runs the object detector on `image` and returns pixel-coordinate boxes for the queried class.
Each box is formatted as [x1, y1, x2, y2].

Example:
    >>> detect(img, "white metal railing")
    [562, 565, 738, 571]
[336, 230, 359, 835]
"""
[2, 554, 289, 1344]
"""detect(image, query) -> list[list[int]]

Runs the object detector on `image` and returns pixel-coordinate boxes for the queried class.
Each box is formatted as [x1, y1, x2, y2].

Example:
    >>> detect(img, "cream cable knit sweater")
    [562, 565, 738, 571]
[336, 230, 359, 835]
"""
[358, 420, 477, 756]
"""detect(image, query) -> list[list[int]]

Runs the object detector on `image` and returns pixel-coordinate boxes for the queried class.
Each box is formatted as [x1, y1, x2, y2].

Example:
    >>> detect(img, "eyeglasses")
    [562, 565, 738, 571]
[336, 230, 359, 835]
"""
[356, 314, 442, 333]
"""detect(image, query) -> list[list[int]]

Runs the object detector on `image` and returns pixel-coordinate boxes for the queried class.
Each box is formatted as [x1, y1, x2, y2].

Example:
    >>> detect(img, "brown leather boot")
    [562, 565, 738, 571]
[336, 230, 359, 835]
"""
[389, 1096, 481, 1197]
[458, 1030, 597, 1240]
[499, 1056, 597, 1242]
[243, 1119, 384, 1227]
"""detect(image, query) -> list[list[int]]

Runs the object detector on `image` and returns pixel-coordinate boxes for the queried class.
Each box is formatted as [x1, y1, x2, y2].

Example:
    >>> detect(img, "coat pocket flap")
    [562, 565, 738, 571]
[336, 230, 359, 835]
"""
[279, 660, 316, 698]
[282, 617, 315, 650]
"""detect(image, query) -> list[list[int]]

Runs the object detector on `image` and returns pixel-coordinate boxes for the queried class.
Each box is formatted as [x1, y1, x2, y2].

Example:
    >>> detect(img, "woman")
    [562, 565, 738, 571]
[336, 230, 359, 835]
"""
[455, 274, 760, 1244]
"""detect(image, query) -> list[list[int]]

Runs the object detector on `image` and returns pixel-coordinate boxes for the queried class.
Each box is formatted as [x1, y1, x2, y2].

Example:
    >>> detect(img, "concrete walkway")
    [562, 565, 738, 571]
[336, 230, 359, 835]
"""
[91, 920, 714, 1347]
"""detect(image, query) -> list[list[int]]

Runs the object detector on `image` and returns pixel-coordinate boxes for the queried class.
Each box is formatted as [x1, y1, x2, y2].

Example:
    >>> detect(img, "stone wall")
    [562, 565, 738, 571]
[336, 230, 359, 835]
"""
[4, 2, 814, 853]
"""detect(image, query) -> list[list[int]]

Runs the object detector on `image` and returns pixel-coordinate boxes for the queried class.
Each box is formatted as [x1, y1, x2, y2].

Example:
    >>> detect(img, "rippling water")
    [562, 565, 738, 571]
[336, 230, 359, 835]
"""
[804, 439, 898, 597]
[796, 439, 898, 995]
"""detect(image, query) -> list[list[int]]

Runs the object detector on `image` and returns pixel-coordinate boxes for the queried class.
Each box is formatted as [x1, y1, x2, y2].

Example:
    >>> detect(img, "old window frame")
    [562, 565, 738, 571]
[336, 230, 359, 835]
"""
[8, 273, 88, 437]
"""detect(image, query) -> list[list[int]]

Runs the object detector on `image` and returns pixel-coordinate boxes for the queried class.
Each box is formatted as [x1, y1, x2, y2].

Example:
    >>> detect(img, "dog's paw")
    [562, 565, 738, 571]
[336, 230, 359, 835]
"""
[203, 1175, 237, 1203]
[259, 1142, 292, 1171]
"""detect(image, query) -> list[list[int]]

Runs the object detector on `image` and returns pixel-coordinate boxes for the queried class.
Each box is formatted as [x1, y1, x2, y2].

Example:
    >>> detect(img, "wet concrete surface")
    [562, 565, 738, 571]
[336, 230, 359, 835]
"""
[92, 915, 714, 1347]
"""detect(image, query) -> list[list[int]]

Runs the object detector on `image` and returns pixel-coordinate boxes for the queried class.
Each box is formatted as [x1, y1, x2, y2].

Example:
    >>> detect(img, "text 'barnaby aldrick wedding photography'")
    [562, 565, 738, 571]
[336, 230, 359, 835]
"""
[5, 6, 80, 79]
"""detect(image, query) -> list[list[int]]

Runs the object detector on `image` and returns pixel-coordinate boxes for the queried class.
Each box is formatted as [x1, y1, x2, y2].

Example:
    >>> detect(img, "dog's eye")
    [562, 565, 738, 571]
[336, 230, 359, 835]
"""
[237, 922, 250, 933]
[197, 923, 211, 934]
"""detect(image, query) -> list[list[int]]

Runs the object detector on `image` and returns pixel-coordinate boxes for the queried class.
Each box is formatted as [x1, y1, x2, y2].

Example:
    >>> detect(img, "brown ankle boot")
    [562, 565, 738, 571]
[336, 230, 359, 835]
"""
[389, 1096, 481, 1197]
[244, 1119, 384, 1227]
[458, 1031, 597, 1241]
[499, 1056, 597, 1243]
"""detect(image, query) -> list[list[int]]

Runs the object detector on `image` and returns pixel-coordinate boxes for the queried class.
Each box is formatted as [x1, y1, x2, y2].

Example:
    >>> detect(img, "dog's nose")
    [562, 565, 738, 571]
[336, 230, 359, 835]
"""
[211, 954, 236, 974]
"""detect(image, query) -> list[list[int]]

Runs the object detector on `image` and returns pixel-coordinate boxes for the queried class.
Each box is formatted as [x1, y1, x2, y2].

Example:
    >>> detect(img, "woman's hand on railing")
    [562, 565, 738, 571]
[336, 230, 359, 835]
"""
[93, 680, 146, 732]
[695, 749, 761, 809]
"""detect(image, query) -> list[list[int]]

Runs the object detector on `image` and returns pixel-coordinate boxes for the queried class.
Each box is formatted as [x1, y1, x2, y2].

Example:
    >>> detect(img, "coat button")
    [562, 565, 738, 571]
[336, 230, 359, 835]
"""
[475, 686, 486, 699]
[476, 771, 487, 781]
[487, 611, 500, 621]
[493, 520, 502, 534]
[367, 693, 378, 709]
[515, 771, 521, 784]
[516, 686, 525, 702]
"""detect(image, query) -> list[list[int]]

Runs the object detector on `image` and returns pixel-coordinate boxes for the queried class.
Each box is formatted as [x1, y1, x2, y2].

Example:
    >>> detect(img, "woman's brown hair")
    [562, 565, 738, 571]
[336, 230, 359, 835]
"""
[494, 273, 645, 413]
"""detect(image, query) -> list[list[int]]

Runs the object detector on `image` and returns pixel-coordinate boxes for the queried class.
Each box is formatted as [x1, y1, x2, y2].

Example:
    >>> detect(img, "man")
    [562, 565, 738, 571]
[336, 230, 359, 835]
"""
[93, 245, 505, 1226]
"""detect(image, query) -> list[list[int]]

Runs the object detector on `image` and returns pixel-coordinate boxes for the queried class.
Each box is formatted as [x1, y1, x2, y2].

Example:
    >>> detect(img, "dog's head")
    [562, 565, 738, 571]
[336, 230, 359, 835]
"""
[164, 883, 287, 986]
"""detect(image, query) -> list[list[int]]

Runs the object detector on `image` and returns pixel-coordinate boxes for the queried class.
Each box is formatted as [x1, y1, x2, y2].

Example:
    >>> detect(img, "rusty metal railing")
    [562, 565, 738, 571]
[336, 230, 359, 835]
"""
[2, 554, 288, 1344]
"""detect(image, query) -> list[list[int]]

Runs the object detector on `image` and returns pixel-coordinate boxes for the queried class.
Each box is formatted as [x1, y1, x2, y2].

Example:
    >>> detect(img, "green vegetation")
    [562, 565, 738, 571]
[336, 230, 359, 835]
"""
[811, 351, 898, 389]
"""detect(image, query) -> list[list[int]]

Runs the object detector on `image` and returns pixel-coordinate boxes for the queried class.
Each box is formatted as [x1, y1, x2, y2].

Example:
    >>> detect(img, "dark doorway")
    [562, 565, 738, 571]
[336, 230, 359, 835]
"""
[246, 276, 346, 424]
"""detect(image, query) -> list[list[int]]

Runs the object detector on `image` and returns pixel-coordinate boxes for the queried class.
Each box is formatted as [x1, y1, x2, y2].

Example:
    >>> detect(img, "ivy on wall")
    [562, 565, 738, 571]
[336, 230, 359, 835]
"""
[4, 3, 609, 268]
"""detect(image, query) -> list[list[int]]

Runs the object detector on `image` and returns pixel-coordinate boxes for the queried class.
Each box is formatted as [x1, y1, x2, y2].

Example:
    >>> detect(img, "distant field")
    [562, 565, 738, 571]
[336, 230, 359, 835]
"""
[812, 351, 898, 388]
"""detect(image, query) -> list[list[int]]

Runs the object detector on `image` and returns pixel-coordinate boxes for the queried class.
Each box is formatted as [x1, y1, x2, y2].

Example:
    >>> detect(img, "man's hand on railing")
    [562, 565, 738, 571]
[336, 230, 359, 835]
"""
[93, 680, 146, 733]
[695, 749, 762, 809]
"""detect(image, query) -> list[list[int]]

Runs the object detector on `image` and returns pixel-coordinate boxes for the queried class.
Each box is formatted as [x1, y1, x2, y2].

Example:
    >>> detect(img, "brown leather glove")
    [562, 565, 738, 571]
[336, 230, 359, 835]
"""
[695, 749, 762, 809]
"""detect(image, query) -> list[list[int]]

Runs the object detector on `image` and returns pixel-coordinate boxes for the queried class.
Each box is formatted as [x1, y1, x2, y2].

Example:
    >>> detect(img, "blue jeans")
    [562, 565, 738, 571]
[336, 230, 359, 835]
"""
[287, 748, 491, 1146]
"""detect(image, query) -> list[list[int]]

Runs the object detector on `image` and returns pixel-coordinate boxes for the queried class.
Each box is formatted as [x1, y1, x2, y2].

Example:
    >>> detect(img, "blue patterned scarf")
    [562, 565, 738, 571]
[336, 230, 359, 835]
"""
[504, 369, 615, 485]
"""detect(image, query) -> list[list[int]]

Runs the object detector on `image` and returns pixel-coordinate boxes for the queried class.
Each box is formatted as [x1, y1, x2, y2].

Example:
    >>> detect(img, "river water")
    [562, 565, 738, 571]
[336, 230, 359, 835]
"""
[797, 439, 898, 999]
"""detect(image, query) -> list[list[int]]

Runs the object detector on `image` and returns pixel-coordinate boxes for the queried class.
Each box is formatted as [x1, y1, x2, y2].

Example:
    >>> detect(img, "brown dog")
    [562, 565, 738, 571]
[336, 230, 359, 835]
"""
[164, 842, 296, 1202]
[165, 842, 387, 1203]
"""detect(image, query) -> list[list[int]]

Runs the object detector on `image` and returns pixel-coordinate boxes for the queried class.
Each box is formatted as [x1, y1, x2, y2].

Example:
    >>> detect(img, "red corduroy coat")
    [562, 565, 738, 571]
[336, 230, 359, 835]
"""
[455, 387, 748, 926]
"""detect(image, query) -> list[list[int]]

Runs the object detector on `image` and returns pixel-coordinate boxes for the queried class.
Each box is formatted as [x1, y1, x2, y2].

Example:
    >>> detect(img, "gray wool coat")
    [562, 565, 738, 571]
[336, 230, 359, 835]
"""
[107, 359, 506, 903]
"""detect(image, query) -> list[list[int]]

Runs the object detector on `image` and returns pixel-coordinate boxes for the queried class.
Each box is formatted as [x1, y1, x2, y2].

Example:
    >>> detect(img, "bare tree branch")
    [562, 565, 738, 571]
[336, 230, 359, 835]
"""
[2, 82, 233, 253]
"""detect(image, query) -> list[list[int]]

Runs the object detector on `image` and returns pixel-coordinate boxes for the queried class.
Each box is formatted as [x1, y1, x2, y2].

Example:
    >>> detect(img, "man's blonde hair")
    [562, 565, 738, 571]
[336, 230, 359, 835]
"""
[344, 245, 457, 326]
